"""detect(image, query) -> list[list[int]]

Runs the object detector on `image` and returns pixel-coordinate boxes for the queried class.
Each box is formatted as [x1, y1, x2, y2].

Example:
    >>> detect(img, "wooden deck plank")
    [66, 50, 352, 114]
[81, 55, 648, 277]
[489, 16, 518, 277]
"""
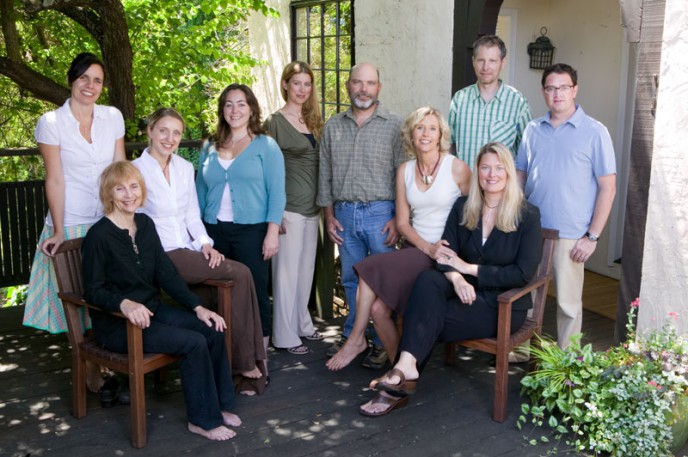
[1, 303, 615, 457]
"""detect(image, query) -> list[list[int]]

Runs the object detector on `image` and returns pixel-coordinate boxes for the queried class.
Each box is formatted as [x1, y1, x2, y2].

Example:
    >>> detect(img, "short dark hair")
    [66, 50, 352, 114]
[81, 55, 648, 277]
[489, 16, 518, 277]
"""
[472, 35, 507, 59]
[213, 83, 265, 147]
[67, 52, 105, 86]
[541, 63, 578, 87]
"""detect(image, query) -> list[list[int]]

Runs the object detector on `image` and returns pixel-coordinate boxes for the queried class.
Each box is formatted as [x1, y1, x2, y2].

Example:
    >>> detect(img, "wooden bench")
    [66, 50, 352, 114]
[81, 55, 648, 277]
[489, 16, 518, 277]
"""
[52, 237, 233, 448]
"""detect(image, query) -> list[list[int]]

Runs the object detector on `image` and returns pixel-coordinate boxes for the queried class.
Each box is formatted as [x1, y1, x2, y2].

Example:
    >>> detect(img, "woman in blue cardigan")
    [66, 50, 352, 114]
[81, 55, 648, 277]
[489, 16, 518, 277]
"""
[196, 83, 286, 359]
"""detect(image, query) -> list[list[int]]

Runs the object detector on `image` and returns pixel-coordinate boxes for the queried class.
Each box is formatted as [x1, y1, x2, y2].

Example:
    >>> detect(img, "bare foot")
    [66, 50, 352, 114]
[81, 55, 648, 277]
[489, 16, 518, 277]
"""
[188, 423, 236, 440]
[85, 360, 105, 393]
[222, 411, 242, 427]
[239, 390, 256, 396]
[326, 336, 368, 371]
[240, 366, 262, 379]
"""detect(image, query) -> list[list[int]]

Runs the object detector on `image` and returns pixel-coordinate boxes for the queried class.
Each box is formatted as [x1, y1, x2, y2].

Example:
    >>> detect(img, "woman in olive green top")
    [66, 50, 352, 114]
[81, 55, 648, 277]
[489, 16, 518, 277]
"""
[264, 61, 324, 354]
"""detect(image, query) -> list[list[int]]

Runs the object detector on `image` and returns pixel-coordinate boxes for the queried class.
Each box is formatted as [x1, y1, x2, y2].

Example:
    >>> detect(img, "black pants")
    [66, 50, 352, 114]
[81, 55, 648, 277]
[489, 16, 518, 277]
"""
[205, 221, 271, 337]
[400, 269, 528, 372]
[95, 304, 235, 430]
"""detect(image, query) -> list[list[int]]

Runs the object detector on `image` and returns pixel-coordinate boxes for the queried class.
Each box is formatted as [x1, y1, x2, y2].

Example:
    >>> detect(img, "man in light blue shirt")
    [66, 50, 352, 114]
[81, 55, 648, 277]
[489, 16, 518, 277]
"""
[516, 63, 616, 349]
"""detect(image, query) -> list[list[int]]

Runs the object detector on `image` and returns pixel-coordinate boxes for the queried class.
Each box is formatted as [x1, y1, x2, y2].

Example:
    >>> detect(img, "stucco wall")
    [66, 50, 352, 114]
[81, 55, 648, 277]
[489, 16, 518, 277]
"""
[249, 0, 291, 118]
[638, 0, 688, 335]
[353, 0, 455, 119]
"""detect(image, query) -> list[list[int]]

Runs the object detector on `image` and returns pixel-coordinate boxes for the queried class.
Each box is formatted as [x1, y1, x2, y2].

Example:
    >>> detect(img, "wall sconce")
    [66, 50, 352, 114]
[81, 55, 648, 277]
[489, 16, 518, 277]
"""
[527, 27, 555, 69]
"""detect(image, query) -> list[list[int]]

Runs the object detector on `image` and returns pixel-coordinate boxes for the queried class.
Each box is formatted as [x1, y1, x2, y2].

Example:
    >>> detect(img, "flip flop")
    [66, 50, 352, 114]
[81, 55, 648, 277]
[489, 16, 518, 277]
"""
[287, 345, 310, 355]
[304, 331, 325, 341]
[372, 368, 417, 395]
[359, 392, 410, 417]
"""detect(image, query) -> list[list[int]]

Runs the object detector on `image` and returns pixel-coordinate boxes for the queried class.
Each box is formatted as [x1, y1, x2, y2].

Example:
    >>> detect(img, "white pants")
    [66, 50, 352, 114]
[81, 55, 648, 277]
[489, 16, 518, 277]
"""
[271, 211, 319, 348]
[553, 238, 585, 348]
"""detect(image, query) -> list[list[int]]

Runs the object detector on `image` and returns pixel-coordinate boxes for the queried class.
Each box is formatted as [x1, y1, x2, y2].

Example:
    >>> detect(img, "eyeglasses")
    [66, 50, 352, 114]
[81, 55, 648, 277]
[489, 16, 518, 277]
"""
[543, 85, 574, 95]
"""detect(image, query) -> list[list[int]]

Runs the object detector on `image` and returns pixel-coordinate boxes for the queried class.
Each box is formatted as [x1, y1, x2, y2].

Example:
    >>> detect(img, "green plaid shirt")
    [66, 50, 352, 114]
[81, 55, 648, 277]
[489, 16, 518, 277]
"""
[317, 104, 404, 206]
[448, 81, 531, 169]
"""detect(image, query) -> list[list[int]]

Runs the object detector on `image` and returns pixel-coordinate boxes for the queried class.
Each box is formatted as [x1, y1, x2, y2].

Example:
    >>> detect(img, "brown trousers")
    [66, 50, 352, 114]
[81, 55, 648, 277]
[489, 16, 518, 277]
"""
[167, 248, 267, 394]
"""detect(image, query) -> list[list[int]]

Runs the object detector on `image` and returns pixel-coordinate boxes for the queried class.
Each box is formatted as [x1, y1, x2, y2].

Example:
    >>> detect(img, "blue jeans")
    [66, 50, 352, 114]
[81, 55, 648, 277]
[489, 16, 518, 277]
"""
[335, 200, 395, 345]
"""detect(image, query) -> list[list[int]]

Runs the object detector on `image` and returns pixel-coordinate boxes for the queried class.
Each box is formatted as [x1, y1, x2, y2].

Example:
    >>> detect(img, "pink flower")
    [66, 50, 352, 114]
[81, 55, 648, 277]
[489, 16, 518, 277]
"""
[648, 380, 663, 390]
[669, 311, 679, 320]
[631, 298, 640, 309]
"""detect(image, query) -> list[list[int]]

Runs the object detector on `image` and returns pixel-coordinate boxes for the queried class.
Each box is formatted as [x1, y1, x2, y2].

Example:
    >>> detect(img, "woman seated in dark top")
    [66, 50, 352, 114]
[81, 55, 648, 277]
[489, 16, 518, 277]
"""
[82, 161, 241, 441]
[361, 142, 542, 417]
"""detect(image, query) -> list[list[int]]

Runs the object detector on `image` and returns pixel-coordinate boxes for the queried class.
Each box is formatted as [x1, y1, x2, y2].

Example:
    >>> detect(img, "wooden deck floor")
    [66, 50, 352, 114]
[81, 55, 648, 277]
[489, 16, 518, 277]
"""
[0, 303, 622, 457]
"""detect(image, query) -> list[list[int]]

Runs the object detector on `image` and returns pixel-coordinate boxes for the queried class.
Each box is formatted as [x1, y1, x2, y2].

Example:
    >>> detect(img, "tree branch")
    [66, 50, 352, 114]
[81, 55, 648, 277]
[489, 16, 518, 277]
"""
[60, 7, 103, 43]
[1, 0, 22, 61]
[0, 56, 71, 106]
[21, 0, 93, 15]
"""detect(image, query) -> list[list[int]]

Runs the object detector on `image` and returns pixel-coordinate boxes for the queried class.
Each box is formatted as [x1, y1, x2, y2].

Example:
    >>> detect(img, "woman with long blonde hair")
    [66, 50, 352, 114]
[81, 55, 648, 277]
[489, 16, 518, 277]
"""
[264, 61, 325, 355]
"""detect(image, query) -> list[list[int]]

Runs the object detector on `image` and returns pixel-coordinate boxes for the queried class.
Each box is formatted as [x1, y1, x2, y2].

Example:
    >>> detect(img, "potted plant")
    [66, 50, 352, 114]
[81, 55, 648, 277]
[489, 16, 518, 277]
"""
[517, 299, 688, 456]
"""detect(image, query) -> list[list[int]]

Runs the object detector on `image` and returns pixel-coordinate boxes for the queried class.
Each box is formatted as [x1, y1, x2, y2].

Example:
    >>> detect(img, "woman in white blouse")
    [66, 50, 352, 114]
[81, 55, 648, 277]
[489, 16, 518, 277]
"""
[132, 108, 267, 395]
[22, 52, 126, 393]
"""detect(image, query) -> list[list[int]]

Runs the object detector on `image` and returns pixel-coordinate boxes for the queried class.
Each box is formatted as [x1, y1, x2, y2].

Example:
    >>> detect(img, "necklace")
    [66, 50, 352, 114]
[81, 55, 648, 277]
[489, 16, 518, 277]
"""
[484, 201, 500, 209]
[417, 154, 442, 185]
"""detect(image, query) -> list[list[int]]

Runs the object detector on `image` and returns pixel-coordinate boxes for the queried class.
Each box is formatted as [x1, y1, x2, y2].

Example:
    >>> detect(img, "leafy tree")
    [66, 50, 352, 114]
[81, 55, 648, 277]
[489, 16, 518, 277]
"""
[0, 0, 277, 151]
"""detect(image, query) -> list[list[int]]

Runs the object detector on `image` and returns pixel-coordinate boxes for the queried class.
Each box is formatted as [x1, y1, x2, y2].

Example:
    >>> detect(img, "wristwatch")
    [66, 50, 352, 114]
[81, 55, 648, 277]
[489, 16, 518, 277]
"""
[584, 231, 599, 242]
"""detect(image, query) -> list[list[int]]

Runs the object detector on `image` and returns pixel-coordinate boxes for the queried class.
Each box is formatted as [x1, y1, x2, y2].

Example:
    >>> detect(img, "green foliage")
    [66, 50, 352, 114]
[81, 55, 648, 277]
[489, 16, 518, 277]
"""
[124, 0, 278, 140]
[0, 0, 278, 153]
[517, 303, 688, 457]
[2, 285, 28, 308]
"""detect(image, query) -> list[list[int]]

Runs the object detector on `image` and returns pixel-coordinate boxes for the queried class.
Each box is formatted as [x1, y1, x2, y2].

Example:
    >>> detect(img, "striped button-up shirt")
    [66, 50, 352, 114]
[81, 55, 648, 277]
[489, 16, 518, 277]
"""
[448, 81, 531, 169]
[317, 104, 404, 206]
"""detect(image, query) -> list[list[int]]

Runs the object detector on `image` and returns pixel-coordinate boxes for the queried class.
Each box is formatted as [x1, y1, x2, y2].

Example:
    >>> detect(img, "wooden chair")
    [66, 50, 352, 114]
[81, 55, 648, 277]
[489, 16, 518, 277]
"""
[444, 228, 558, 422]
[52, 237, 233, 448]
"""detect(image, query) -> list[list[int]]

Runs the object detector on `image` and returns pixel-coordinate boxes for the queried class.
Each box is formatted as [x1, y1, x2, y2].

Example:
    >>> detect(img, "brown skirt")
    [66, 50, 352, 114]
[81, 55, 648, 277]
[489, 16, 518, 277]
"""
[353, 246, 434, 315]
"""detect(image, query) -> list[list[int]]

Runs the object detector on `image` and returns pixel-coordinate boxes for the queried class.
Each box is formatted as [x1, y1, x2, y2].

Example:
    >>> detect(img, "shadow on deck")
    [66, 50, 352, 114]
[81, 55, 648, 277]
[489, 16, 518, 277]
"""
[1, 302, 615, 457]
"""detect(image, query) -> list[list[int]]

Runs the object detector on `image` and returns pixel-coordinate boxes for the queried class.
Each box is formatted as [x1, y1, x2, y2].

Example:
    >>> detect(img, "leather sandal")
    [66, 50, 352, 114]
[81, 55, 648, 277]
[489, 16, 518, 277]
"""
[304, 331, 324, 341]
[359, 392, 409, 417]
[371, 368, 417, 395]
[287, 345, 309, 355]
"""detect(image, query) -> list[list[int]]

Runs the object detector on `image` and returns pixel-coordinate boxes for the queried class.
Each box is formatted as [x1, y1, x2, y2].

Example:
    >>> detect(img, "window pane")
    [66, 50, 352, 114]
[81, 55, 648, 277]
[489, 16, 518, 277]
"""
[309, 5, 321, 37]
[339, 71, 349, 103]
[310, 37, 322, 68]
[323, 3, 337, 37]
[295, 8, 307, 38]
[325, 104, 338, 121]
[339, 1, 353, 35]
[339, 36, 352, 68]
[295, 38, 308, 62]
[324, 37, 337, 69]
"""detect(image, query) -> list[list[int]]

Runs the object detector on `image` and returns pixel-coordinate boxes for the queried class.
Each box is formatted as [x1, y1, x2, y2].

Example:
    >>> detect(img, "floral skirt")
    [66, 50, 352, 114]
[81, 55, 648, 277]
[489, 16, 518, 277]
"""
[22, 224, 92, 333]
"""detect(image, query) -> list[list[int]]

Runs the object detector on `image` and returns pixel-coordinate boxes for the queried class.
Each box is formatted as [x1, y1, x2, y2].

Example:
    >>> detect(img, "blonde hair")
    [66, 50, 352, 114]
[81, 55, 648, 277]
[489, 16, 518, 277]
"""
[146, 107, 185, 147]
[401, 107, 451, 159]
[461, 142, 524, 232]
[99, 161, 147, 215]
[280, 61, 324, 139]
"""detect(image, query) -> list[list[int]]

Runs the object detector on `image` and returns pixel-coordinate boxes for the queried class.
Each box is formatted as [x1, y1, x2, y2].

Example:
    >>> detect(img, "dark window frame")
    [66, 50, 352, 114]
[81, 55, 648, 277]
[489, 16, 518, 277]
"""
[290, 0, 354, 118]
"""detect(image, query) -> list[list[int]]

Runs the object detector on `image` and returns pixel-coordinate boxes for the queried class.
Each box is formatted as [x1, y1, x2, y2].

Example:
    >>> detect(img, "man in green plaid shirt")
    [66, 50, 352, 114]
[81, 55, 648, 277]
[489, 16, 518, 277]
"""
[449, 35, 532, 169]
